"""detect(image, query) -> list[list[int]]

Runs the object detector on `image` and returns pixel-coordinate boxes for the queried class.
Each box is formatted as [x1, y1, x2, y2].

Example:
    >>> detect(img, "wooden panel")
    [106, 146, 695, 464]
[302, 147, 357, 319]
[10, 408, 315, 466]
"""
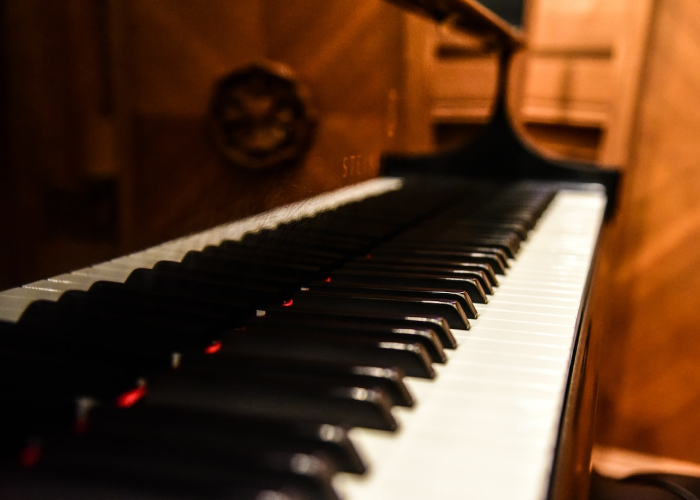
[527, 0, 626, 51]
[431, 56, 498, 122]
[521, 56, 612, 126]
[120, 0, 406, 250]
[592, 0, 700, 463]
[0, 0, 414, 285]
[519, 0, 620, 130]
[401, 12, 434, 151]
[0, 0, 13, 290]
[1, 0, 121, 286]
[599, 0, 654, 165]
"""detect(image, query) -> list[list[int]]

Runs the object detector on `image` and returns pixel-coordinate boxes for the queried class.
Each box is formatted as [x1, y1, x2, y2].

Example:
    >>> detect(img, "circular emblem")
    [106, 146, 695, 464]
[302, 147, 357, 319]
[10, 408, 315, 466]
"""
[208, 62, 317, 171]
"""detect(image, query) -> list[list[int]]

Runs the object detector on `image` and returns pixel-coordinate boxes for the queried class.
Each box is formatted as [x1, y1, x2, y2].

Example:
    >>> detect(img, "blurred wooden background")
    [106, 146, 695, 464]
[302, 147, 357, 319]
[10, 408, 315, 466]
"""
[591, 0, 700, 463]
[3, 0, 700, 469]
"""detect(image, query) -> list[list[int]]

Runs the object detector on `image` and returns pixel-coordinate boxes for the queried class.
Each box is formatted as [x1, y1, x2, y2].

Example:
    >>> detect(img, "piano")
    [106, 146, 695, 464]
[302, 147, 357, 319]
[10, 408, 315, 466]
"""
[0, 1, 620, 499]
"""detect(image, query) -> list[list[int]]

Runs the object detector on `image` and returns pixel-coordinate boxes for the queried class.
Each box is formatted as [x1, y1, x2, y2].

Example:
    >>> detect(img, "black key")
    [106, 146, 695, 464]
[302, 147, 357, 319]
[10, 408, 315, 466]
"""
[147, 369, 398, 431]
[54, 291, 235, 335]
[178, 253, 302, 292]
[244, 230, 368, 253]
[0, 351, 144, 405]
[152, 260, 303, 295]
[224, 241, 346, 265]
[354, 253, 500, 286]
[443, 221, 530, 239]
[261, 307, 457, 349]
[2, 473, 316, 500]
[180, 354, 414, 407]
[88, 281, 251, 323]
[342, 260, 493, 294]
[379, 242, 510, 271]
[125, 266, 287, 308]
[307, 282, 478, 319]
[369, 249, 507, 275]
[330, 269, 488, 304]
[248, 319, 445, 364]
[390, 231, 520, 259]
[220, 328, 435, 378]
[290, 290, 469, 330]
[62, 288, 235, 328]
[2, 323, 175, 381]
[1, 397, 77, 465]
[19, 301, 222, 355]
[200, 246, 336, 276]
[85, 405, 366, 474]
[27, 433, 340, 500]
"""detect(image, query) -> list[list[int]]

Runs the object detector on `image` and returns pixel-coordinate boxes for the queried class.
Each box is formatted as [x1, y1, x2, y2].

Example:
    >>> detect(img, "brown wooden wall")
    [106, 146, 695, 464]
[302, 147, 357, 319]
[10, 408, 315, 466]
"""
[120, 0, 405, 250]
[0, 0, 408, 288]
[592, 0, 700, 463]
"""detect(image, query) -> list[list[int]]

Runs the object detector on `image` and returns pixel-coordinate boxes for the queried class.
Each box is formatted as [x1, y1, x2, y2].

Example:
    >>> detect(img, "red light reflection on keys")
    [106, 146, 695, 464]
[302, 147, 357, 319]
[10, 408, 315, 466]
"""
[282, 299, 294, 307]
[205, 340, 222, 354]
[19, 443, 41, 467]
[116, 385, 147, 408]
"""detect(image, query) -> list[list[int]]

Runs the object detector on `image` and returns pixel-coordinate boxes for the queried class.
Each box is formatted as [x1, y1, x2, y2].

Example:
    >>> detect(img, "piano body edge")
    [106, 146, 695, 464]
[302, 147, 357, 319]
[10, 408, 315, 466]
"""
[547, 196, 608, 500]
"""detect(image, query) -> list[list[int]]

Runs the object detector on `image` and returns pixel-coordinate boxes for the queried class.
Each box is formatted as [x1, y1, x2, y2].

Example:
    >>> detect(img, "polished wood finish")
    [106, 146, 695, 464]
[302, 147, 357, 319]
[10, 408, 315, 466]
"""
[113, 0, 408, 251]
[0, 0, 409, 286]
[1, 0, 121, 288]
[592, 0, 700, 464]
[521, 0, 653, 166]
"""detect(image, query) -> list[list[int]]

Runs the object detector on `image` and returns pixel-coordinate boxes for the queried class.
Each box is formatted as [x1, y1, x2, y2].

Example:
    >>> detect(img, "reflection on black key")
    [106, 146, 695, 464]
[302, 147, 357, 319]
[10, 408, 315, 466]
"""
[261, 307, 458, 349]
[330, 269, 489, 304]
[125, 266, 285, 309]
[178, 253, 302, 292]
[350, 255, 499, 287]
[307, 282, 478, 320]
[180, 354, 414, 407]
[342, 261, 493, 295]
[147, 369, 398, 431]
[370, 249, 507, 275]
[248, 320, 445, 364]
[26, 433, 340, 500]
[220, 329, 435, 378]
[290, 291, 469, 330]
[86, 406, 366, 474]
[19, 301, 221, 356]
[378, 241, 511, 264]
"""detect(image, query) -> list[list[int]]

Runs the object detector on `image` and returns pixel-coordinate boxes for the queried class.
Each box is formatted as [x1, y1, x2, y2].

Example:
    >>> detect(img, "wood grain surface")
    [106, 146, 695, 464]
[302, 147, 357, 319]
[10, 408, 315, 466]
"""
[117, 0, 406, 250]
[0, 0, 410, 284]
[591, 0, 700, 464]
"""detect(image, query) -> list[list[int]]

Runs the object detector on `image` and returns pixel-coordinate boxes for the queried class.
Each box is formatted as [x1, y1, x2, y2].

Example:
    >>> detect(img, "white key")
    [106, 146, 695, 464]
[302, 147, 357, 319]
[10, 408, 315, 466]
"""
[334, 188, 607, 500]
[0, 178, 402, 323]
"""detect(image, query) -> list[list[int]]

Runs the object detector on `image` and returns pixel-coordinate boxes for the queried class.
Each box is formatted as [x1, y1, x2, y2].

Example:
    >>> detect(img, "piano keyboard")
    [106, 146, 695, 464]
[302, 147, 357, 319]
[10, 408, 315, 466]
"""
[335, 186, 607, 499]
[0, 177, 607, 500]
